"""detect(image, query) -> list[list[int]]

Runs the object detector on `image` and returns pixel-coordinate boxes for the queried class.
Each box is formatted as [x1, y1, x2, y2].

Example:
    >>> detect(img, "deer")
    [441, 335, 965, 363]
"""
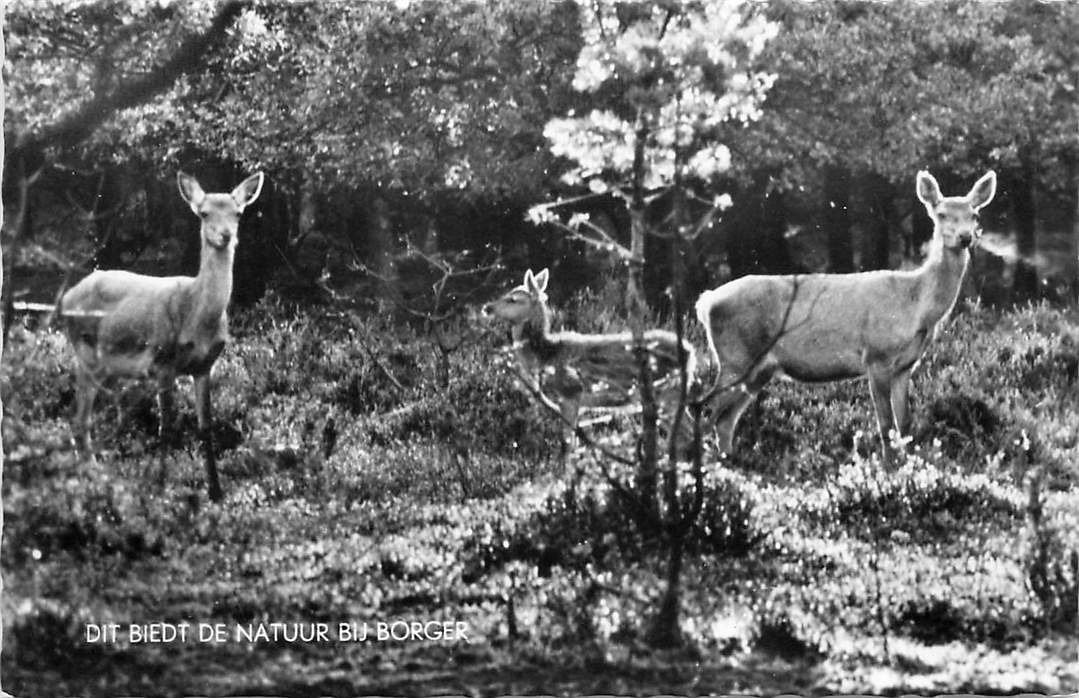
[695, 169, 997, 461]
[59, 171, 265, 502]
[483, 268, 698, 457]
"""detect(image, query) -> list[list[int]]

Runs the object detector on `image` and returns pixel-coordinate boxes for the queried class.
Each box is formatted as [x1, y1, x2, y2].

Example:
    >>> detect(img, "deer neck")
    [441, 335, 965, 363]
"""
[914, 239, 970, 324]
[192, 243, 235, 323]
[512, 304, 561, 363]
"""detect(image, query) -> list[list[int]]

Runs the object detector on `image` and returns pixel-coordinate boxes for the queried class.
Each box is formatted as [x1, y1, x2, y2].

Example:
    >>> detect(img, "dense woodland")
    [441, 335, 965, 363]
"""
[4, 0, 1079, 307]
[1, 1, 1077, 696]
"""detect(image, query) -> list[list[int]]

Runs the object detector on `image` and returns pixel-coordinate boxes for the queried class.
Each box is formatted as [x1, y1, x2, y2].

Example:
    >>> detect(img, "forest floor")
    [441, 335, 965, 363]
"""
[1, 294, 1077, 697]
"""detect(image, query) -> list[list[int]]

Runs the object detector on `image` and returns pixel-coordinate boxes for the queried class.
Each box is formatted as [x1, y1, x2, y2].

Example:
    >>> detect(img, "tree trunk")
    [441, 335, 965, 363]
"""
[648, 531, 685, 648]
[864, 174, 894, 270]
[233, 186, 284, 306]
[2, 156, 37, 340]
[10, 1, 246, 161]
[1068, 159, 1079, 292]
[910, 191, 934, 259]
[88, 168, 127, 269]
[727, 173, 793, 277]
[823, 165, 854, 272]
[628, 123, 657, 521]
[1011, 170, 1039, 300]
[1, 10, 8, 689]
[626, 125, 648, 315]
[369, 194, 396, 303]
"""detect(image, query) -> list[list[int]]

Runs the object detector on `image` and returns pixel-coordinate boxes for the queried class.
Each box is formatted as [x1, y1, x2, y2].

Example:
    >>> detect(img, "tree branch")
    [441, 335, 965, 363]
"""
[14, 0, 247, 157]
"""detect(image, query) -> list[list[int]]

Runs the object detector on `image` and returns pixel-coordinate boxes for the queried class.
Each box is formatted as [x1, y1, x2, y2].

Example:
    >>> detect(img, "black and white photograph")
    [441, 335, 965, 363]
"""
[1, 0, 1077, 695]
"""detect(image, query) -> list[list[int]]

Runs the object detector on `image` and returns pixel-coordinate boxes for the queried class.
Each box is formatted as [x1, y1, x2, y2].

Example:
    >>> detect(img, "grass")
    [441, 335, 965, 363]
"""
[1, 294, 1077, 697]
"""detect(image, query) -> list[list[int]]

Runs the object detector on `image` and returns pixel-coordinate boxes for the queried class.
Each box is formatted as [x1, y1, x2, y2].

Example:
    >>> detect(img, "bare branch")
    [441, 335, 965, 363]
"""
[506, 361, 637, 468]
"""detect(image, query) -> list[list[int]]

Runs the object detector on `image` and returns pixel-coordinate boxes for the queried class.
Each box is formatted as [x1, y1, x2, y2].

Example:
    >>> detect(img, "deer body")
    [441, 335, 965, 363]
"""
[61, 171, 264, 501]
[696, 170, 996, 456]
[485, 269, 696, 452]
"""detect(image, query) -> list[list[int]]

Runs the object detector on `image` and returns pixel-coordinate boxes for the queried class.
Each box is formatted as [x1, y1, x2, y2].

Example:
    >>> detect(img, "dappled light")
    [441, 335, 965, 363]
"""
[2, 0, 1079, 695]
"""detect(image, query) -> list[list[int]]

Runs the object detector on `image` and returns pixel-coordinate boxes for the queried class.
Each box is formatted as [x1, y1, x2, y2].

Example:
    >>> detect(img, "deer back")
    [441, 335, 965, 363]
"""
[61, 271, 227, 377]
[697, 269, 940, 382]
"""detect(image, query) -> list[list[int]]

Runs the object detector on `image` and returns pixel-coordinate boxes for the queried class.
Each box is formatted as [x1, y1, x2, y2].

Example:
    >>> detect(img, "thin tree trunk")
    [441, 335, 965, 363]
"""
[864, 174, 894, 270]
[727, 172, 793, 277]
[628, 121, 657, 520]
[1, 4, 8, 688]
[2, 155, 36, 340]
[1068, 159, 1079, 290]
[648, 531, 685, 647]
[910, 190, 934, 259]
[627, 124, 648, 316]
[89, 168, 125, 269]
[369, 194, 396, 304]
[823, 165, 854, 272]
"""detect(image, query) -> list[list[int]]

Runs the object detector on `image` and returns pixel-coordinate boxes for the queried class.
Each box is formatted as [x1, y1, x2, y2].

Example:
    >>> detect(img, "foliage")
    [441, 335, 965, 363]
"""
[747, 0, 1079, 187]
[537, 0, 774, 199]
[6, 1, 583, 203]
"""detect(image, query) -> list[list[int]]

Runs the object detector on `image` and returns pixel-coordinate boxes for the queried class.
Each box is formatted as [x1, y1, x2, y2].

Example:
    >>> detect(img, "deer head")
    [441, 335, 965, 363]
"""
[178, 171, 264, 252]
[916, 170, 996, 250]
[483, 268, 550, 324]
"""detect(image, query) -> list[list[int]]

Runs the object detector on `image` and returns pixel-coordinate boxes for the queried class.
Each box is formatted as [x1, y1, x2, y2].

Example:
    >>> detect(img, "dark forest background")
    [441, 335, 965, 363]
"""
[4, 0, 1078, 317]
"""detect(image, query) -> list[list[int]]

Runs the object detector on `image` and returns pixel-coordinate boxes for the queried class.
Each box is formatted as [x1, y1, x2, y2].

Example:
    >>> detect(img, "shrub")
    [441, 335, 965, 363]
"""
[466, 463, 762, 579]
[1023, 472, 1079, 632]
[804, 457, 1023, 543]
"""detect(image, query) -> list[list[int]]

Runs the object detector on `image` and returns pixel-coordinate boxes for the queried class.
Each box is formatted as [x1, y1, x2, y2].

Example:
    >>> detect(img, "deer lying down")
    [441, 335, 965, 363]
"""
[60, 171, 264, 502]
[483, 268, 697, 455]
[696, 170, 997, 459]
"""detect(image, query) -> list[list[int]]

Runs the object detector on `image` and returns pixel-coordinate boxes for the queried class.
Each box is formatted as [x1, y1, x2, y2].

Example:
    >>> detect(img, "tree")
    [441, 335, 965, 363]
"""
[741, 0, 1079, 286]
[531, 0, 776, 648]
[1, 2, 6, 689]
[5, 1, 584, 302]
[3, 0, 253, 311]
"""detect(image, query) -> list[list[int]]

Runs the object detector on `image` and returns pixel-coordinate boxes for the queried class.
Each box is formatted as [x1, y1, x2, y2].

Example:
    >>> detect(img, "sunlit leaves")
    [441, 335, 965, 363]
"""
[546, 0, 776, 193]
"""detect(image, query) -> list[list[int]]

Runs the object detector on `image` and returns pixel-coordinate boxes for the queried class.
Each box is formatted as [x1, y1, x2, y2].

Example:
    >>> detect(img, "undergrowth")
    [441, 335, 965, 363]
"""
[1, 295, 1076, 696]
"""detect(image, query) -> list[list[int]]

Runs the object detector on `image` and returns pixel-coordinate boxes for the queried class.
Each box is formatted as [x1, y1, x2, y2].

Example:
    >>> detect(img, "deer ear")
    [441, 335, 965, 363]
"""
[967, 170, 997, 211]
[916, 170, 942, 208]
[177, 172, 205, 209]
[533, 268, 549, 292]
[523, 269, 535, 289]
[231, 172, 265, 210]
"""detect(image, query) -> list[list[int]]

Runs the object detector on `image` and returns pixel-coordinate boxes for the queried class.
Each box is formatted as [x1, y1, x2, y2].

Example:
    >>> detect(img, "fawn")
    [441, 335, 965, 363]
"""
[484, 268, 698, 456]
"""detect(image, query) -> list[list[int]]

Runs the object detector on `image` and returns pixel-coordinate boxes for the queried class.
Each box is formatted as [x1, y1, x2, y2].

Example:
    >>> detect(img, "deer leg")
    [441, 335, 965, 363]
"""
[559, 398, 579, 460]
[867, 369, 898, 460]
[709, 362, 774, 455]
[157, 375, 178, 448]
[155, 374, 177, 489]
[711, 388, 754, 455]
[890, 368, 914, 437]
[194, 373, 223, 502]
[72, 367, 98, 462]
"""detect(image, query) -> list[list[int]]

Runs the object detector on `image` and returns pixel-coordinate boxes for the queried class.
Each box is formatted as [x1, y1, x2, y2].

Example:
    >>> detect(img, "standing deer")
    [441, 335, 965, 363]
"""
[60, 171, 264, 501]
[483, 268, 697, 455]
[696, 170, 996, 458]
